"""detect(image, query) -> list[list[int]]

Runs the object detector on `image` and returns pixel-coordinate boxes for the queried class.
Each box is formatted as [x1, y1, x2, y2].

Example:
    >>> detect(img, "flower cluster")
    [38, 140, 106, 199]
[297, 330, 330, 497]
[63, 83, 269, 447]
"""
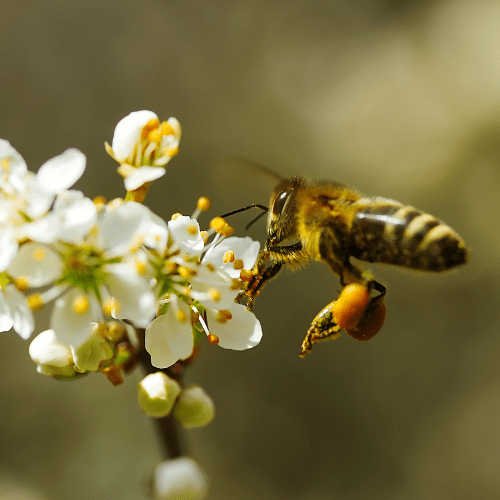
[0, 111, 262, 383]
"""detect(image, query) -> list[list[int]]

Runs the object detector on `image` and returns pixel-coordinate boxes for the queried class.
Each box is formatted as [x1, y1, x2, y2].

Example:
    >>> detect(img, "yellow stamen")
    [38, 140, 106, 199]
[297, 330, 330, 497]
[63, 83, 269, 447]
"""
[27, 293, 44, 311]
[207, 334, 219, 344]
[72, 294, 90, 315]
[166, 146, 179, 157]
[208, 288, 221, 302]
[93, 195, 107, 206]
[197, 197, 211, 212]
[239, 269, 253, 282]
[221, 224, 234, 237]
[164, 260, 178, 274]
[31, 246, 46, 262]
[160, 120, 175, 136]
[171, 213, 183, 220]
[215, 309, 232, 323]
[179, 266, 196, 279]
[200, 231, 208, 244]
[205, 263, 215, 272]
[187, 224, 198, 236]
[142, 118, 160, 138]
[233, 259, 243, 270]
[223, 250, 235, 264]
[135, 259, 147, 276]
[14, 277, 29, 292]
[209, 217, 226, 232]
[147, 128, 162, 143]
[102, 297, 120, 317]
[176, 309, 188, 323]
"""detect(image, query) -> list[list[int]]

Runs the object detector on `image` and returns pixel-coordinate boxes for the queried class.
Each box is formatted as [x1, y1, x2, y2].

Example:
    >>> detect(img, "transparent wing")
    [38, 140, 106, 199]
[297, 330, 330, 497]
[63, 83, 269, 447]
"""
[212, 156, 284, 211]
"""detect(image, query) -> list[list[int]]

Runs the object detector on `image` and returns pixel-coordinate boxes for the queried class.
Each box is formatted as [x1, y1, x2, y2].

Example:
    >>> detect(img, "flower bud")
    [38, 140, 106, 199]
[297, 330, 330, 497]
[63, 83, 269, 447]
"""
[153, 457, 208, 500]
[138, 372, 181, 418]
[29, 329, 76, 378]
[71, 328, 114, 372]
[173, 385, 215, 428]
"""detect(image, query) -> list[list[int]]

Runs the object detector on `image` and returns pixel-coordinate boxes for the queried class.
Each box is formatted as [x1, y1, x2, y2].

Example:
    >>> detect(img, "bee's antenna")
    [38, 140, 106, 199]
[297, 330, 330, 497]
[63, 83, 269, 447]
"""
[220, 204, 268, 231]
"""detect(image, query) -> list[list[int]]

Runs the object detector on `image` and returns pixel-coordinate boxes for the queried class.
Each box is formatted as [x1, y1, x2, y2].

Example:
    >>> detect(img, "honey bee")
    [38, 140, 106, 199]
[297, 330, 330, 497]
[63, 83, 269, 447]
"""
[219, 162, 469, 356]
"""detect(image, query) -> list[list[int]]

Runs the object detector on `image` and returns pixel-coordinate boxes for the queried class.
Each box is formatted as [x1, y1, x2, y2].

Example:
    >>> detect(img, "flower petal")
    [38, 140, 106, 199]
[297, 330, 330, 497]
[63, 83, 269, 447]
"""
[209, 303, 262, 350]
[8, 242, 62, 287]
[36, 148, 86, 194]
[51, 289, 99, 348]
[112, 110, 158, 162]
[105, 263, 156, 328]
[124, 165, 166, 191]
[167, 216, 204, 257]
[71, 332, 113, 372]
[145, 306, 194, 368]
[4, 284, 35, 340]
[203, 236, 260, 278]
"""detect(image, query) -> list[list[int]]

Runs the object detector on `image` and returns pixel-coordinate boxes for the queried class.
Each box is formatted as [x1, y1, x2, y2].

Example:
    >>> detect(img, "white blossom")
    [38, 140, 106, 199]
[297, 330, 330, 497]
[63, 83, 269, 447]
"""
[138, 372, 182, 418]
[28, 329, 75, 377]
[153, 457, 208, 500]
[106, 111, 181, 191]
[0, 284, 35, 340]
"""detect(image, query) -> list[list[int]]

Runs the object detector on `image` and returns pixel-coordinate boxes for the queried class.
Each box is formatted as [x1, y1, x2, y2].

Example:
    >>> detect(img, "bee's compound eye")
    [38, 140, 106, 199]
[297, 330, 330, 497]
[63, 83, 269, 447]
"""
[273, 188, 294, 216]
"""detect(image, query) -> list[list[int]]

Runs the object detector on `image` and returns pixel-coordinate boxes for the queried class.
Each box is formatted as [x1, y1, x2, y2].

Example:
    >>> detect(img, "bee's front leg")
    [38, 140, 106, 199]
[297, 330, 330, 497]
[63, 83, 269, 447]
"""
[236, 249, 282, 312]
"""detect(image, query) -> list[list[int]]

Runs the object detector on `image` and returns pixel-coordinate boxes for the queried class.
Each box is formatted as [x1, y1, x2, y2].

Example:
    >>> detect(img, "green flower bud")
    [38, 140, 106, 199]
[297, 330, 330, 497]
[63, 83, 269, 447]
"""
[138, 372, 181, 418]
[29, 329, 76, 379]
[173, 385, 215, 428]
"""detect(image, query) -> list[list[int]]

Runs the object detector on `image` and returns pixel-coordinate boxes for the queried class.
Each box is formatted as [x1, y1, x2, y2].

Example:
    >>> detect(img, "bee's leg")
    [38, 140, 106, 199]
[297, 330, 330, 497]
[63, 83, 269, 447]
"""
[300, 301, 341, 357]
[237, 261, 283, 311]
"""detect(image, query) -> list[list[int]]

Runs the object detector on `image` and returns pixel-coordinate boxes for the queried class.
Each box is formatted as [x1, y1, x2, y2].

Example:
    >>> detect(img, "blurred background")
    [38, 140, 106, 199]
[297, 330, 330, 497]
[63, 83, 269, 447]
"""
[0, 0, 498, 498]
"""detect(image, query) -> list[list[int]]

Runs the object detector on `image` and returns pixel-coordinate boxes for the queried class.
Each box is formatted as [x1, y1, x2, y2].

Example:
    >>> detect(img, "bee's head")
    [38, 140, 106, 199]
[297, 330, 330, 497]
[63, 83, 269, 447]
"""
[267, 177, 305, 246]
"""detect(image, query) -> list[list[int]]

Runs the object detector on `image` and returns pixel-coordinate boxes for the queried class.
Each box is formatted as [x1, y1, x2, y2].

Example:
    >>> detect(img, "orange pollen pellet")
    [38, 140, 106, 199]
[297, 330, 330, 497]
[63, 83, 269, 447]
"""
[233, 259, 244, 270]
[209, 217, 226, 232]
[207, 334, 219, 344]
[332, 283, 370, 330]
[142, 118, 160, 138]
[14, 277, 29, 292]
[208, 288, 221, 302]
[223, 250, 235, 264]
[197, 196, 211, 211]
[239, 269, 253, 282]
[27, 293, 44, 311]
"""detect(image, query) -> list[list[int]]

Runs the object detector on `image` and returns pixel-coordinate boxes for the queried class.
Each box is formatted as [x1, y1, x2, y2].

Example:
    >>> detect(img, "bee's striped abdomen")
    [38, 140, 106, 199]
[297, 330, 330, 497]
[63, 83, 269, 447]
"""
[348, 198, 468, 271]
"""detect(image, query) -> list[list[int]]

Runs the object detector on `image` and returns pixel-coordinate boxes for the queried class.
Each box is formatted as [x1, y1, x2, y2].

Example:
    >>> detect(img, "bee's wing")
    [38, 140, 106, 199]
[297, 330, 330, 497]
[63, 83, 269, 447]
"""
[212, 156, 284, 211]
